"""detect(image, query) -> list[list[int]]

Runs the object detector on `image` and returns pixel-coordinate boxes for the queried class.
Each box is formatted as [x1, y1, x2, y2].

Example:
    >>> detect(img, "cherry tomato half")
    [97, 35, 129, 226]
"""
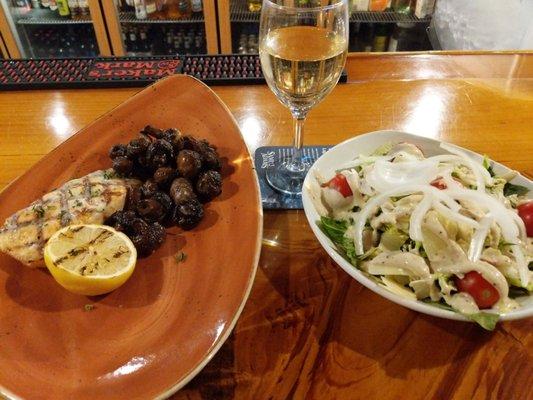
[454, 271, 500, 309]
[322, 173, 353, 198]
[517, 201, 533, 237]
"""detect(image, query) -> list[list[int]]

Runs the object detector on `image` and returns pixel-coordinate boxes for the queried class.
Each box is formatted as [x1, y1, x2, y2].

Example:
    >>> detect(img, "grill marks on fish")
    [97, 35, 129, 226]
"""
[0, 170, 139, 267]
[59, 186, 71, 227]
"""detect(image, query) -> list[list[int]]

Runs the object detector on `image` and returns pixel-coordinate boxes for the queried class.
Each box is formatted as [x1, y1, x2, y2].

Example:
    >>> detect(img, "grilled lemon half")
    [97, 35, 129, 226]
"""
[44, 224, 137, 296]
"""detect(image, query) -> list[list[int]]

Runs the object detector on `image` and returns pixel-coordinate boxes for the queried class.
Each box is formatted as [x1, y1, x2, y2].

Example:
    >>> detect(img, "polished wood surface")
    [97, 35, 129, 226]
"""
[101, 0, 126, 56]
[88, 0, 112, 56]
[0, 53, 532, 399]
[0, 4, 20, 58]
[203, 0, 220, 54]
[217, 0, 233, 54]
[0, 33, 8, 58]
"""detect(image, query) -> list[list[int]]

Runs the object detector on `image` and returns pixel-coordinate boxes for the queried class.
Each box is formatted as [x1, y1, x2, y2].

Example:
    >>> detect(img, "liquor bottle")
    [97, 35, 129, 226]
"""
[68, 0, 79, 17]
[139, 28, 151, 53]
[360, 23, 374, 52]
[387, 22, 416, 51]
[191, 0, 202, 15]
[15, 0, 31, 10]
[372, 23, 389, 51]
[165, 32, 173, 54]
[31, 0, 40, 8]
[49, 0, 57, 11]
[78, 0, 89, 16]
[145, 0, 157, 18]
[166, 0, 179, 18]
[56, 0, 70, 17]
[152, 0, 167, 19]
[369, 0, 389, 11]
[414, 0, 435, 18]
[247, 0, 261, 12]
[134, 0, 147, 19]
[391, 0, 410, 13]
[177, 0, 191, 19]
[128, 27, 138, 53]
[121, 27, 129, 50]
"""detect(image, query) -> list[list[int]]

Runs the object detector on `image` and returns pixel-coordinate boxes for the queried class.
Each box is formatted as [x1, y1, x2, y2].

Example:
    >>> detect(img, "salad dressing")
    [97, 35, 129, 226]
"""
[314, 141, 531, 327]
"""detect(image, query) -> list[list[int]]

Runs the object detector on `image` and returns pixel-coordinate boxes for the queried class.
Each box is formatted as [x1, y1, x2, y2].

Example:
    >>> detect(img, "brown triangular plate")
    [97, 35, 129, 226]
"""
[0, 75, 262, 399]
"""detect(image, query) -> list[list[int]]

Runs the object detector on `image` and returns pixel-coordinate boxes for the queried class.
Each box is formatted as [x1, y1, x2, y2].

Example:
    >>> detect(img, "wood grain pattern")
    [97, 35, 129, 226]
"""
[0, 53, 532, 400]
[0, 32, 8, 58]
[0, 3, 20, 58]
[217, 0, 233, 54]
[203, 0, 219, 54]
[100, 0, 125, 56]
[88, 0, 112, 56]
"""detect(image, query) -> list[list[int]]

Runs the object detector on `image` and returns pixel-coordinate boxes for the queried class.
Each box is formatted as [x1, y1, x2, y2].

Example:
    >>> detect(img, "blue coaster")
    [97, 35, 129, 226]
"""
[254, 146, 332, 210]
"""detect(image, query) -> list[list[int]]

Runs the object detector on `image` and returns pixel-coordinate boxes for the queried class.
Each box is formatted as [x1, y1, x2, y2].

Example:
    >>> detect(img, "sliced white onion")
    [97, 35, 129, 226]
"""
[444, 292, 480, 314]
[510, 244, 529, 287]
[439, 143, 493, 191]
[446, 189, 519, 242]
[409, 195, 433, 242]
[365, 158, 439, 193]
[337, 155, 386, 171]
[433, 200, 480, 229]
[354, 184, 461, 255]
[510, 212, 528, 241]
[468, 214, 493, 262]
[365, 251, 431, 278]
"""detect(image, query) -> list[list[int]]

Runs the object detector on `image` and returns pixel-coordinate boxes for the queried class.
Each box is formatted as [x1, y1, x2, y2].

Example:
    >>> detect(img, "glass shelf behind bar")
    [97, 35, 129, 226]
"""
[118, 11, 204, 25]
[230, 0, 431, 24]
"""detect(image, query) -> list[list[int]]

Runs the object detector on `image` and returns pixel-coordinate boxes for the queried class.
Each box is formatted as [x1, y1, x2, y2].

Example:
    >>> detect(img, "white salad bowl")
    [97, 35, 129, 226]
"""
[302, 130, 533, 323]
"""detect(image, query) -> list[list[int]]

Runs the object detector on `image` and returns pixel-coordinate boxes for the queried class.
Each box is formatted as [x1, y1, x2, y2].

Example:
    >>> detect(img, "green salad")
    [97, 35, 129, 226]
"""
[308, 142, 532, 330]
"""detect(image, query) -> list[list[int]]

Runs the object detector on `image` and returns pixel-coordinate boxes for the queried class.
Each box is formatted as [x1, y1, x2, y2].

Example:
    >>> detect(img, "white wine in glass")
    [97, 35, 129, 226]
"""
[259, 0, 349, 194]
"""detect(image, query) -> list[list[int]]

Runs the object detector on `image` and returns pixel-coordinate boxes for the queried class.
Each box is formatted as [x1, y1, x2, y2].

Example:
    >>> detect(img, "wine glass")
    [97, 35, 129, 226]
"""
[259, 0, 349, 194]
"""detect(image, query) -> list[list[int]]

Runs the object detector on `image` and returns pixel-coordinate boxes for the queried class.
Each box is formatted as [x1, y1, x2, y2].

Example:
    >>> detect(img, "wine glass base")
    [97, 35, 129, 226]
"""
[265, 156, 312, 195]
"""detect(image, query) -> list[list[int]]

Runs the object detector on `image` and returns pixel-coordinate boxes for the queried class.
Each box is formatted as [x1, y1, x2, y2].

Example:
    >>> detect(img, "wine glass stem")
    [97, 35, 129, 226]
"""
[287, 116, 306, 173]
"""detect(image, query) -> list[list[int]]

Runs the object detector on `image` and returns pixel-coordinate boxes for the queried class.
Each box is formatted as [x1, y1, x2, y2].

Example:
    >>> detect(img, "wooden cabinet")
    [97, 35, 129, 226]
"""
[0, 32, 9, 58]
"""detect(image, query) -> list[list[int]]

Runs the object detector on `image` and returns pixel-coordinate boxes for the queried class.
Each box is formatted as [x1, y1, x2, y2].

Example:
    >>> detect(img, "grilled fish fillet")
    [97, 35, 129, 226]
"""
[0, 169, 139, 268]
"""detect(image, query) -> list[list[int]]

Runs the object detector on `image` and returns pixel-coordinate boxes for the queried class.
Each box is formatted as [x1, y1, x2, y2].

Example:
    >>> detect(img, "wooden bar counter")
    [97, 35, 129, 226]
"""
[0, 52, 532, 399]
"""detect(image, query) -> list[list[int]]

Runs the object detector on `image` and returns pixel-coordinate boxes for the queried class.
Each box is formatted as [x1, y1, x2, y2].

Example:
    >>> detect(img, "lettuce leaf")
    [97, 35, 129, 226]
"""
[372, 142, 394, 156]
[380, 225, 408, 251]
[482, 155, 496, 177]
[503, 182, 529, 197]
[318, 217, 358, 266]
[468, 312, 499, 331]
[422, 299, 499, 330]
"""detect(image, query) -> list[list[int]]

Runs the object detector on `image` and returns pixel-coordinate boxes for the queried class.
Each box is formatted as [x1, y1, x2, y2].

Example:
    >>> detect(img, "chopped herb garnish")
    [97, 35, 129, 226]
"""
[174, 251, 187, 264]
[103, 170, 116, 180]
[84, 304, 95, 311]
[32, 204, 45, 218]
